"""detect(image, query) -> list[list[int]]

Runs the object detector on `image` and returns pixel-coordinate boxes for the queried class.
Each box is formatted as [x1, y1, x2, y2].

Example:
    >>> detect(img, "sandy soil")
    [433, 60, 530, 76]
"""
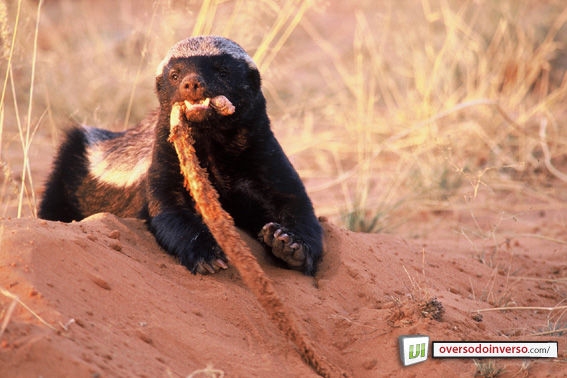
[1, 202, 566, 377]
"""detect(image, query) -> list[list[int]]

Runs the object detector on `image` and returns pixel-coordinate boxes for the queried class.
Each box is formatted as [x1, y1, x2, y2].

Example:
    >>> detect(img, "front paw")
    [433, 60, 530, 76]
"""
[193, 249, 229, 275]
[182, 245, 228, 274]
[258, 222, 309, 270]
[148, 211, 229, 275]
[181, 236, 229, 275]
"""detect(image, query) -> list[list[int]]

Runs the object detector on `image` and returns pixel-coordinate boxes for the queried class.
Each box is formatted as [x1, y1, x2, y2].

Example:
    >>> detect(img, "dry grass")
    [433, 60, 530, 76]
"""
[473, 359, 507, 378]
[0, 286, 58, 338]
[0, 0, 565, 234]
[185, 364, 225, 378]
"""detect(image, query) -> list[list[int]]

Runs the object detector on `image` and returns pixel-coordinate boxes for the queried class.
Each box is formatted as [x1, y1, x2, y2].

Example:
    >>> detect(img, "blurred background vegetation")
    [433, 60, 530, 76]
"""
[1, 0, 565, 234]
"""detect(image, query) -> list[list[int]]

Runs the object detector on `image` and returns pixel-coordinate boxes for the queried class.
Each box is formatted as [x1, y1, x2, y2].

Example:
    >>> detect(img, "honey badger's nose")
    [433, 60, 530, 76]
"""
[180, 73, 206, 100]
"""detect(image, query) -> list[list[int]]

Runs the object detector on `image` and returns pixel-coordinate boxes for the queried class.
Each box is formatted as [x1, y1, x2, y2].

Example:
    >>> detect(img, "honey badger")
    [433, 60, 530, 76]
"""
[39, 36, 323, 275]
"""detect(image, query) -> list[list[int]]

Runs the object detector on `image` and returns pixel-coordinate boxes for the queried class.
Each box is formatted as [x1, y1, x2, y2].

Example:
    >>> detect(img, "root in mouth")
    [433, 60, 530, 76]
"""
[168, 102, 349, 378]
[183, 95, 235, 117]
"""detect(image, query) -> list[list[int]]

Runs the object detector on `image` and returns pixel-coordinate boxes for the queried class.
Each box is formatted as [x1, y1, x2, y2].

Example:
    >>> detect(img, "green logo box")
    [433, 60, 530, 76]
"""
[399, 335, 430, 366]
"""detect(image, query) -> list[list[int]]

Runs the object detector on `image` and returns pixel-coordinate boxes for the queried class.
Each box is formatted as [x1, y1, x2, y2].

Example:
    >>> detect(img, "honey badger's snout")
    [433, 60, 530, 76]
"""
[179, 72, 215, 123]
[180, 73, 207, 102]
[178, 71, 236, 121]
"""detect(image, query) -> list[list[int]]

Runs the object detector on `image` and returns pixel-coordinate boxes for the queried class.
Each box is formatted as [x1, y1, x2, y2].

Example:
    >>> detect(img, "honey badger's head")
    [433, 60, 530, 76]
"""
[155, 36, 262, 124]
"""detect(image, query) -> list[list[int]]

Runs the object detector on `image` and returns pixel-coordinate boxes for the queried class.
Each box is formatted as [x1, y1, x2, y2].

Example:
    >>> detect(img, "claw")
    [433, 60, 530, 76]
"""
[204, 263, 216, 274]
[260, 223, 277, 245]
[293, 247, 306, 262]
[196, 264, 208, 275]
[262, 222, 274, 230]
[278, 233, 290, 243]
[216, 259, 229, 269]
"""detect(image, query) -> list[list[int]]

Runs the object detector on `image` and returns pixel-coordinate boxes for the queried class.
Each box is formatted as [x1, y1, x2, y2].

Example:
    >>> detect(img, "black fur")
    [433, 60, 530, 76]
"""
[39, 36, 323, 275]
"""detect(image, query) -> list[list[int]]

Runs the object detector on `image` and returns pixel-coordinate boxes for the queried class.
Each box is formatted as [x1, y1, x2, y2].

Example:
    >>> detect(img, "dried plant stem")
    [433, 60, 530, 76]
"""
[509, 276, 567, 283]
[0, 296, 17, 339]
[531, 327, 567, 337]
[16, 0, 43, 218]
[539, 118, 567, 182]
[253, 0, 311, 72]
[0, 0, 22, 160]
[122, 0, 161, 130]
[0, 287, 58, 337]
[186, 364, 225, 378]
[168, 103, 348, 378]
[475, 305, 567, 313]
[509, 233, 567, 246]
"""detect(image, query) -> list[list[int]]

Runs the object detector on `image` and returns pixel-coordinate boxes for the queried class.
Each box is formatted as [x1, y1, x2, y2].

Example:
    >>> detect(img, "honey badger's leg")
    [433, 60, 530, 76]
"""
[148, 210, 228, 274]
[253, 137, 323, 276]
[146, 127, 228, 274]
[38, 128, 88, 222]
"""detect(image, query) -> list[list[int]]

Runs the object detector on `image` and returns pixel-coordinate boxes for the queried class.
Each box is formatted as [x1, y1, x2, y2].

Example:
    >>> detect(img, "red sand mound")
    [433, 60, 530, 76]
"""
[0, 212, 565, 377]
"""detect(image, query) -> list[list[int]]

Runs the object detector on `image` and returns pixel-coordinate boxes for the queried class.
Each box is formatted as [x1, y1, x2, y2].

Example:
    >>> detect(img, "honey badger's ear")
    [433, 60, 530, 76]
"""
[248, 68, 261, 93]
[155, 74, 163, 93]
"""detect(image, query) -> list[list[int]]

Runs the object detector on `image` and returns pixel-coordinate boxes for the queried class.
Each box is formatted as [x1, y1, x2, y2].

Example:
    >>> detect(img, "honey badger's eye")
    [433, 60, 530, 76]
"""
[214, 64, 230, 79]
[218, 69, 229, 79]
